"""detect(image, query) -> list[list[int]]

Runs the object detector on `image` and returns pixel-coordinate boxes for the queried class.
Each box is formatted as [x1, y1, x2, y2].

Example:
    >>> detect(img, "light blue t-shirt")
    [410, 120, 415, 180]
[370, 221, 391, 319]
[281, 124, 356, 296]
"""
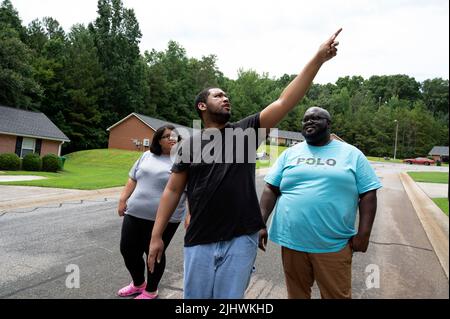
[264, 140, 382, 253]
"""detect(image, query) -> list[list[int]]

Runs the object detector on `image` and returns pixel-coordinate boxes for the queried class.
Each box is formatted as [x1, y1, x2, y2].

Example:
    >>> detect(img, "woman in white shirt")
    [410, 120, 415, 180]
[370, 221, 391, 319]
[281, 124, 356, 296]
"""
[117, 125, 186, 299]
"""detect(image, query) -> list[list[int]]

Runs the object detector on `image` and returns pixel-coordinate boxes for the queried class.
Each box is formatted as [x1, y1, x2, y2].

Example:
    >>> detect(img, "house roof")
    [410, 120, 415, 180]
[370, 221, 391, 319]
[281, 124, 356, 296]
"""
[331, 133, 345, 142]
[0, 105, 70, 142]
[269, 129, 304, 141]
[429, 146, 449, 156]
[107, 113, 193, 139]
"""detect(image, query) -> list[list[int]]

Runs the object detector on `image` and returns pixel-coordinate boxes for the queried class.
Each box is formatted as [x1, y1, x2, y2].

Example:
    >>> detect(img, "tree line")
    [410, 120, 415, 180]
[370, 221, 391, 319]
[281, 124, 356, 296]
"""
[1, 0, 448, 157]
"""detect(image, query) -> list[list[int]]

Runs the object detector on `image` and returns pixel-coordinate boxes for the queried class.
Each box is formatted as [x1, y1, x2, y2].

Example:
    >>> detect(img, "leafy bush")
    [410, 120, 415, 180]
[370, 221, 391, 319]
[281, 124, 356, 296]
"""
[22, 153, 41, 171]
[0, 153, 21, 170]
[42, 154, 62, 172]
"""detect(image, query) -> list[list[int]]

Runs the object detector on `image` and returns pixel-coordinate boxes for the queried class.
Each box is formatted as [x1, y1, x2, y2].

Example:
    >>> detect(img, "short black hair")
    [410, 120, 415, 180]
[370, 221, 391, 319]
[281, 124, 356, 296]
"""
[194, 87, 214, 119]
[150, 125, 176, 155]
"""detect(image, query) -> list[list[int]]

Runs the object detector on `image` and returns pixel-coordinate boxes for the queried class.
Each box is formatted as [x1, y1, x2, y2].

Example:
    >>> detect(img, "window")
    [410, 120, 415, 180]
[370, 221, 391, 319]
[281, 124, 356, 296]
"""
[21, 138, 36, 157]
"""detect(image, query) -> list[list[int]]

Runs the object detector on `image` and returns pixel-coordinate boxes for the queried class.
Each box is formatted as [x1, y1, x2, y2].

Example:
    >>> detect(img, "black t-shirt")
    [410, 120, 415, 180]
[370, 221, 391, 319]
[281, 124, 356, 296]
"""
[172, 113, 266, 246]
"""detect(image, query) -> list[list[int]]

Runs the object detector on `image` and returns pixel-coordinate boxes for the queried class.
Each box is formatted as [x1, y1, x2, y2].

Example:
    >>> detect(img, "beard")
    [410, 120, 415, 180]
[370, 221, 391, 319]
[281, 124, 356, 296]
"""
[209, 110, 231, 125]
[302, 126, 330, 145]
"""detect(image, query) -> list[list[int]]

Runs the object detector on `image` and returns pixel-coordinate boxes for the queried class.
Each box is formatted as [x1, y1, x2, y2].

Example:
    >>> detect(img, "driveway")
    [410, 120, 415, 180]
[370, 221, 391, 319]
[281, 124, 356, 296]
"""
[417, 183, 448, 198]
[0, 185, 123, 212]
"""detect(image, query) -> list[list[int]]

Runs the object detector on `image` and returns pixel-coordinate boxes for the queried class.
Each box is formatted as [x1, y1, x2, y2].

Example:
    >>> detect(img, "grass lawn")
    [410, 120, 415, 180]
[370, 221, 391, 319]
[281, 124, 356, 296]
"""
[0, 149, 142, 189]
[256, 144, 288, 169]
[432, 198, 449, 216]
[407, 172, 449, 184]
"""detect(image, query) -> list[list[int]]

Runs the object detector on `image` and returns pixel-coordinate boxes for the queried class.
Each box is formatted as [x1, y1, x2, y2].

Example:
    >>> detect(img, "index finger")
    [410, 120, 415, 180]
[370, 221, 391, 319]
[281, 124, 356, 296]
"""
[330, 28, 342, 42]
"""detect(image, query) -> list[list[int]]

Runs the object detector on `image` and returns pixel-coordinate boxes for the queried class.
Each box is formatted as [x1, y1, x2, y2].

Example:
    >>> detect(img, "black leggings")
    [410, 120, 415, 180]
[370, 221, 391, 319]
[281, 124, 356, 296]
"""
[120, 214, 180, 292]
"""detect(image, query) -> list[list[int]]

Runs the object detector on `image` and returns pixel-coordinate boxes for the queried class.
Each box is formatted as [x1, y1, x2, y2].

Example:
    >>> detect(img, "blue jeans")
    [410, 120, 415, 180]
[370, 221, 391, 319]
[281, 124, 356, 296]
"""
[183, 232, 258, 299]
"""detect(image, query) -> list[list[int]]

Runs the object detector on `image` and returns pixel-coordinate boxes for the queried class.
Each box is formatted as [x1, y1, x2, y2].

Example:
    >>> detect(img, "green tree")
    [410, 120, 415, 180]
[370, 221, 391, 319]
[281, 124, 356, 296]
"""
[145, 41, 224, 126]
[62, 24, 106, 152]
[335, 76, 365, 96]
[0, 27, 43, 108]
[0, 0, 42, 108]
[89, 0, 146, 125]
[27, 17, 68, 117]
[0, 0, 26, 39]
[25, 19, 48, 53]
[371, 105, 394, 157]
[421, 78, 449, 117]
[365, 75, 421, 106]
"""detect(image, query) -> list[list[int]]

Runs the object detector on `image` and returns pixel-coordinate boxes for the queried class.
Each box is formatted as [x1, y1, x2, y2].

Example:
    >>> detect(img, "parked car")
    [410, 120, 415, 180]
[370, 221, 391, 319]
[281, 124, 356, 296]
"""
[402, 157, 435, 165]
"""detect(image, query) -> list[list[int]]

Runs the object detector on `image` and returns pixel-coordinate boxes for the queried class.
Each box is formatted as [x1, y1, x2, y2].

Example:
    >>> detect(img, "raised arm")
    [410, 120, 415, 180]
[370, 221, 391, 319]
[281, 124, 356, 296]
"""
[147, 170, 188, 273]
[260, 28, 342, 130]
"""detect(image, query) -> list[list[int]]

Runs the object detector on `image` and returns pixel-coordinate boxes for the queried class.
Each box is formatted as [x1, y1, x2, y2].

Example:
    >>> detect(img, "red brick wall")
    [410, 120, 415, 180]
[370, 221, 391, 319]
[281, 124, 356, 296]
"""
[0, 134, 62, 156]
[40, 140, 61, 156]
[0, 134, 16, 153]
[108, 116, 155, 151]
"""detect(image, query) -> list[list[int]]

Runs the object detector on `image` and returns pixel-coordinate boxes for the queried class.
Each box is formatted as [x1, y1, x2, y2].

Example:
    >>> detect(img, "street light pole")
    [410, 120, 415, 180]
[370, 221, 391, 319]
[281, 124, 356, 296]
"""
[394, 120, 399, 160]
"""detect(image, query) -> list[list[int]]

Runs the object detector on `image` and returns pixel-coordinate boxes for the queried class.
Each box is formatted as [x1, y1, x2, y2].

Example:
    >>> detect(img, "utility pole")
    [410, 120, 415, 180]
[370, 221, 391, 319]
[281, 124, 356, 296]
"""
[393, 120, 399, 160]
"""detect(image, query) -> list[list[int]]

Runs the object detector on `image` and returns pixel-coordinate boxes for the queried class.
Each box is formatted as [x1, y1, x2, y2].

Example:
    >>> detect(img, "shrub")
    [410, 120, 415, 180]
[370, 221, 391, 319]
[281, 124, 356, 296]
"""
[22, 153, 41, 171]
[42, 154, 61, 172]
[0, 153, 21, 170]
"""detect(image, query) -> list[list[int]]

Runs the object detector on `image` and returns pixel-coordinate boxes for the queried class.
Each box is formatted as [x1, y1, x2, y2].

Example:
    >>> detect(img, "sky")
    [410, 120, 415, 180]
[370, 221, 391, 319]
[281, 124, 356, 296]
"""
[9, 0, 450, 84]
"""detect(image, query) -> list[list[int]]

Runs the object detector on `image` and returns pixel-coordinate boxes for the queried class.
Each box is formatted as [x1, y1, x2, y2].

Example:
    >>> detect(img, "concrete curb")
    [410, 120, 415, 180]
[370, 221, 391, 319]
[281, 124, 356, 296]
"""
[399, 172, 449, 279]
[0, 187, 124, 211]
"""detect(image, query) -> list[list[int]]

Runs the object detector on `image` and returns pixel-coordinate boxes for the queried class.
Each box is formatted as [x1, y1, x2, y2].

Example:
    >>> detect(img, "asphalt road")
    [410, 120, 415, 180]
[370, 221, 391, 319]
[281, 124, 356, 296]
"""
[0, 163, 448, 299]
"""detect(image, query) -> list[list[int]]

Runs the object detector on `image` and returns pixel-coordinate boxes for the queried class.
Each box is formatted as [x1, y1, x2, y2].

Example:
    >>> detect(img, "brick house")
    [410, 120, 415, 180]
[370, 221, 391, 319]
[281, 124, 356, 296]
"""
[0, 105, 70, 157]
[107, 113, 192, 151]
[269, 129, 305, 146]
[428, 146, 449, 162]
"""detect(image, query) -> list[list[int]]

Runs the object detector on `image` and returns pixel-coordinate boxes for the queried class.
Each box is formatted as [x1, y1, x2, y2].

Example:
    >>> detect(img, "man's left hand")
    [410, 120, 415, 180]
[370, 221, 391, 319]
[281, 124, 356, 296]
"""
[349, 234, 370, 253]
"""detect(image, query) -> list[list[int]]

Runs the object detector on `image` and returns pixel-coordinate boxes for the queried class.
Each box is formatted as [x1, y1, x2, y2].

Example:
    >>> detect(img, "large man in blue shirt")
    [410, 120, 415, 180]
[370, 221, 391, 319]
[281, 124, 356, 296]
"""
[259, 107, 381, 299]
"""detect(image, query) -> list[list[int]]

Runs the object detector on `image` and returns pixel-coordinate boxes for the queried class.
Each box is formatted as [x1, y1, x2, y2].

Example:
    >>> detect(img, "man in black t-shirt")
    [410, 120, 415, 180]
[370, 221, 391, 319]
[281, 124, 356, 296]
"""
[148, 28, 342, 299]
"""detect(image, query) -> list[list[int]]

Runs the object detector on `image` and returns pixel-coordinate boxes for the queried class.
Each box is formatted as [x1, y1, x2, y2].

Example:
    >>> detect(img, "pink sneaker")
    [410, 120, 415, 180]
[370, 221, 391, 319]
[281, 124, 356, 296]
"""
[117, 281, 146, 297]
[134, 290, 158, 299]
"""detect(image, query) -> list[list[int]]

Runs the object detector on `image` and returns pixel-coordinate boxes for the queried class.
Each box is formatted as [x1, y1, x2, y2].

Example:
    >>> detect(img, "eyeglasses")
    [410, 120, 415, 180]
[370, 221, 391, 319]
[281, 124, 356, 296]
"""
[302, 116, 329, 125]
[161, 134, 180, 141]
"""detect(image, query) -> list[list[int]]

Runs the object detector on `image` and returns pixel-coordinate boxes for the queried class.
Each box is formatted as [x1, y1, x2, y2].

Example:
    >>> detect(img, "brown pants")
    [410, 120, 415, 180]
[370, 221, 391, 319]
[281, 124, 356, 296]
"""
[281, 244, 352, 299]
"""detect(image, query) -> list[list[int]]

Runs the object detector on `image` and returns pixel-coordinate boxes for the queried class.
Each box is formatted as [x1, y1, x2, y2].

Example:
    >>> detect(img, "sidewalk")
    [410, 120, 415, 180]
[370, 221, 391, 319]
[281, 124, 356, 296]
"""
[0, 185, 124, 212]
[0, 175, 46, 182]
[399, 173, 449, 279]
